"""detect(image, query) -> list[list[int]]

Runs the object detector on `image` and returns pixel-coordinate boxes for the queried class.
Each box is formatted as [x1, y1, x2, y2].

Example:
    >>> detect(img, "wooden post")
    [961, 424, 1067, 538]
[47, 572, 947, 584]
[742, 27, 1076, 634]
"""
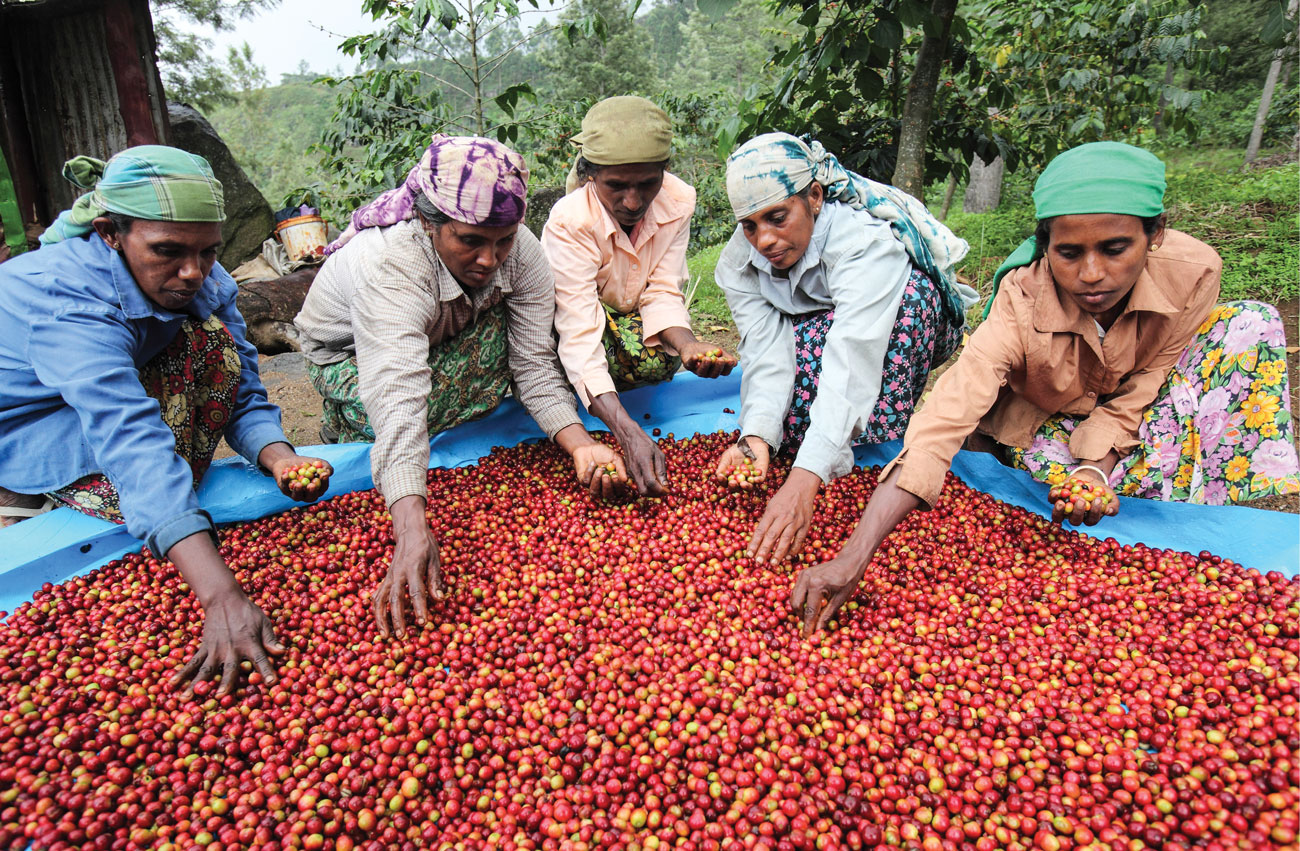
[102, 0, 159, 147]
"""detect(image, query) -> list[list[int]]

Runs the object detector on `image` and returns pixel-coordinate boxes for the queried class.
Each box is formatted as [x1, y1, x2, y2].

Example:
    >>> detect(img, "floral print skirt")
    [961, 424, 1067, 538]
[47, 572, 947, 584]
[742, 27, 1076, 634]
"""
[1009, 300, 1300, 504]
[48, 316, 241, 522]
[308, 303, 512, 444]
[782, 267, 964, 450]
[602, 306, 682, 391]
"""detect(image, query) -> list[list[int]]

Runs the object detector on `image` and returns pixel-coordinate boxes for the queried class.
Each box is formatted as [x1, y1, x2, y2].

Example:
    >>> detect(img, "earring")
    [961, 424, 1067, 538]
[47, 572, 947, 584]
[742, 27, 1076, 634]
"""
[1149, 243, 1159, 252]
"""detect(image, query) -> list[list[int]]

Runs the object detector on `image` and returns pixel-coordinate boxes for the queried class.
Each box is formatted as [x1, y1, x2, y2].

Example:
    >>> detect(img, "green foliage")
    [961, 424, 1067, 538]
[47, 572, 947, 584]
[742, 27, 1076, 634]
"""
[206, 80, 336, 209]
[1164, 160, 1299, 300]
[150, 0, 277, 111]
[977, 0, 1223, 170]
[537, 0, 658, 103]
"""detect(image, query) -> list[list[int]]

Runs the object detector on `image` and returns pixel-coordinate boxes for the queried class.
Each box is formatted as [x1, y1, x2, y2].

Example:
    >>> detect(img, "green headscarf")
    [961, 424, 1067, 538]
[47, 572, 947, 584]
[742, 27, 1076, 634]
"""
[564, 96, 673, 194]
[983, 142, 1166, 317]
[39, 145, 225, 246]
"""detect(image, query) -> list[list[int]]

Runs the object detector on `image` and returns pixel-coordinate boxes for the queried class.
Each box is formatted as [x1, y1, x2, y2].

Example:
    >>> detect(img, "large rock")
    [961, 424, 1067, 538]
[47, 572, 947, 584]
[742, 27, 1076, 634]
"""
[167, 102, 274, 271]
[235, 267, 318, 354]
[525, 186, 565, 238]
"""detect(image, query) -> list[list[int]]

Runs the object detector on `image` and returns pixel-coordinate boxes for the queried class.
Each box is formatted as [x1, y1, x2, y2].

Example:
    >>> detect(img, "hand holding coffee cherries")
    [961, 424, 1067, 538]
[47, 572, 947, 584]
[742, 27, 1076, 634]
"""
[270, 456, 334, 502]
[680, 342, 737, 379]
[1049, 470, 1119, 526]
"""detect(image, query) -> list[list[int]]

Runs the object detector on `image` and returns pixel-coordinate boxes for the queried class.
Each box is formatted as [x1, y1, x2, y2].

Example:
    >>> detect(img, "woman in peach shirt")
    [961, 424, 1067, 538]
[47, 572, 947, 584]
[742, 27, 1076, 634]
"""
[543, 96, 736, 496]
[786, 142, 1299, 635]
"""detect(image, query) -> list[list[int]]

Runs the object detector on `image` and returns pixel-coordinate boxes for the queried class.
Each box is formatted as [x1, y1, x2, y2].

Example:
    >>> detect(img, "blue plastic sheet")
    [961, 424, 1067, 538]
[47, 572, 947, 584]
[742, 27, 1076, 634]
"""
[1, 371, 1294, 615]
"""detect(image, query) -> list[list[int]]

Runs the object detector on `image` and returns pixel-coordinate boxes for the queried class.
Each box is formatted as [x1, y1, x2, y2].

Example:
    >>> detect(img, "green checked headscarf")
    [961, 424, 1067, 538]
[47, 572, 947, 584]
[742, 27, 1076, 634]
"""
[39, 145, 225, 246]
[983, 142, 1166, 318]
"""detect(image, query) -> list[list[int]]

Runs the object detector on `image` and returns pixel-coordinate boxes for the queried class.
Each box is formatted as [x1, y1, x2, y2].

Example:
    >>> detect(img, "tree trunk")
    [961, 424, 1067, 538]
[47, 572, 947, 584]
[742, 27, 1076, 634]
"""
[890, 0, 959, 201]
[1153, 60, 1175, 137]
[963, 153, 1004, 213]
[939, 171, 959, 219]
[1245, 0, 1299, 167]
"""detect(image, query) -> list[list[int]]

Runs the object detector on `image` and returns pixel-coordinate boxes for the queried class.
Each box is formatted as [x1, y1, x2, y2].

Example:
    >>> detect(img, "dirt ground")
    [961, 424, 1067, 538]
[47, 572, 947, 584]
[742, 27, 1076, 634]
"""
[225, 297, 1300, 516]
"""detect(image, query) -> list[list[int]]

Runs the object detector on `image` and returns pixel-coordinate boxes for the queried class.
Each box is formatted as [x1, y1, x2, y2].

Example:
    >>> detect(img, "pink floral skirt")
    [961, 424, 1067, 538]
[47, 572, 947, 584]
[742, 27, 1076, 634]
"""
[1010, 301, 1300, 504]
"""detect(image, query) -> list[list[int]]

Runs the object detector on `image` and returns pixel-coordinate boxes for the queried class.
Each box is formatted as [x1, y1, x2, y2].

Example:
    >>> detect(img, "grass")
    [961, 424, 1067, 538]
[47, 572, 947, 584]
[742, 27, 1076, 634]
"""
[683, 148, 1299, 333]
[685, 242, 733, 330]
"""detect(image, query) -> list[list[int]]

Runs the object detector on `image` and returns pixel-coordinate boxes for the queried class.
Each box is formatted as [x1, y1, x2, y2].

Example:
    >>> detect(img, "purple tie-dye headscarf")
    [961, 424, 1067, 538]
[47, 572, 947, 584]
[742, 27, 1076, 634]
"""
[325, 134, 529, 255]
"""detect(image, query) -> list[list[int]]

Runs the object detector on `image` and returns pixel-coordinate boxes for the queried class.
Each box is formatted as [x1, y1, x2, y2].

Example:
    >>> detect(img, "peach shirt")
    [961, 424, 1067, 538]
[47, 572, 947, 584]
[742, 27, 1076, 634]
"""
[541, 172, 696, 404]
[883, 229, 1222, 507]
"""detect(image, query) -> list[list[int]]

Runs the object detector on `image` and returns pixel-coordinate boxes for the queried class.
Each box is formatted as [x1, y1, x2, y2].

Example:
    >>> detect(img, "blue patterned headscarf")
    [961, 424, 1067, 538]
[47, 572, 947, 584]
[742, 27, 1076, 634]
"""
[725, 132, 977, 326]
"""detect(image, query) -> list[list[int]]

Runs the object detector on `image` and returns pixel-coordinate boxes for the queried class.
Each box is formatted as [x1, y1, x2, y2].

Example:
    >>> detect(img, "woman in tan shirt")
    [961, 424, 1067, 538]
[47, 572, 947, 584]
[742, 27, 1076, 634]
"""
[785, 142, 1299, 635]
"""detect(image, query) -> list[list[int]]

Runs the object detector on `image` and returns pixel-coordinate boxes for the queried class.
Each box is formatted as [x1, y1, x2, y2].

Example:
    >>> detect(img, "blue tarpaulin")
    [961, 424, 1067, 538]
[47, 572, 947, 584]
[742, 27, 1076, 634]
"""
[1, 371, 1295, 615]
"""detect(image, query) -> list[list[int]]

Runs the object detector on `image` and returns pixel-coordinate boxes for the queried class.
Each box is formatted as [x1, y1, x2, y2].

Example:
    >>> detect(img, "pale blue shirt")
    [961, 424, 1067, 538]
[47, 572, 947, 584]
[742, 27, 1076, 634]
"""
[715, 200, 912, 482]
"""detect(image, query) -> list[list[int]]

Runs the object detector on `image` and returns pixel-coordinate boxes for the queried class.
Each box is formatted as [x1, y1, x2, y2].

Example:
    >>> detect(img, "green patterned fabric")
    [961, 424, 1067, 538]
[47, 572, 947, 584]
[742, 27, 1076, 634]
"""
[0, 148, 26, 257]
[40, 146, 225, 246]
[308, 303, 512, 443]
[602, 306, 681, 390]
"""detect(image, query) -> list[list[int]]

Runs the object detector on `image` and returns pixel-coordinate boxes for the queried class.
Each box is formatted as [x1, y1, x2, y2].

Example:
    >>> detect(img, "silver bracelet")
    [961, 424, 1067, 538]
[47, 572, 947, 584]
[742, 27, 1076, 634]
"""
[1071, 464, 1109, 484]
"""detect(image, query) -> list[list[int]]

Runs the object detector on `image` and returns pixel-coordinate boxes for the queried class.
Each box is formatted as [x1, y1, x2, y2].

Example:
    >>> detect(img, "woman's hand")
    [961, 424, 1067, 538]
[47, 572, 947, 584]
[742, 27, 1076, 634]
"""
[172, 590, 285, 699]
[747, 468, 821, 563]
[679, 340, 738, 379]
[373, 495, 447, 638]
[616, 429, 668, 496]
[268, 455, 334, 502]
[1050, 470, 1120, 526]
[789, 555, 865, 637]
[572, 442, 631, 500]
[715, 436, 770, 491]
[259, 442, 334, 502]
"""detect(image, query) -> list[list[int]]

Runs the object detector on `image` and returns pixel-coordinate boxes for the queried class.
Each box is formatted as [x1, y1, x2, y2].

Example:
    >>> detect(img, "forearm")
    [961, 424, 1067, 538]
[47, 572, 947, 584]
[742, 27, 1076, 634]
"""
[168, 532, 244, 609]
[587, 391, 641, 438]
[553, 423, 599, 455]
[837, 471, 923, 567]
[390, 494, 430, 542]
[257, 441, 297, 472]
[657, 326, 700, 353]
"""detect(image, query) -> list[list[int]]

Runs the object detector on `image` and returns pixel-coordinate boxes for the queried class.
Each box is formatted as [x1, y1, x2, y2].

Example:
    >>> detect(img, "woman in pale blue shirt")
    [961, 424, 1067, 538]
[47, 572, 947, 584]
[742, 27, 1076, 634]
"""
[0, 146, 332, 698]
[713, 133, 977, 565]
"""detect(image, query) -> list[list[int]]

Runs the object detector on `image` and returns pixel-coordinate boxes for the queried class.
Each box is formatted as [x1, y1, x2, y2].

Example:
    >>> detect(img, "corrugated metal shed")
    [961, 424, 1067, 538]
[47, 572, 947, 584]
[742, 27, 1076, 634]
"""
[0, 0, 169, 234]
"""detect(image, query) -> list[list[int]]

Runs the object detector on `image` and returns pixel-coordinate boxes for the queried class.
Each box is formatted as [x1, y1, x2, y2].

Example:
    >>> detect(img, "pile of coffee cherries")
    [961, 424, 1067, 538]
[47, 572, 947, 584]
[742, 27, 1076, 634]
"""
[0, 432, 1295, 851]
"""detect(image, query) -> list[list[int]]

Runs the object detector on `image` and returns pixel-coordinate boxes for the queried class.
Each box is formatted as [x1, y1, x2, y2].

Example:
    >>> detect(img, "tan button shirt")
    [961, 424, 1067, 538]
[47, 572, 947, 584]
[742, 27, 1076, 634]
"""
[294, 220, 581, 505]
[541, 172, 695, 404]
[885, 229, 1221, 507]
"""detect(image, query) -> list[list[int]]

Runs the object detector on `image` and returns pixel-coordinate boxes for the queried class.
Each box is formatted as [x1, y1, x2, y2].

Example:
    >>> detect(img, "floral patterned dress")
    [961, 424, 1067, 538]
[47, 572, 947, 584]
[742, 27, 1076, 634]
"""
[1010, 301, 1300, 504]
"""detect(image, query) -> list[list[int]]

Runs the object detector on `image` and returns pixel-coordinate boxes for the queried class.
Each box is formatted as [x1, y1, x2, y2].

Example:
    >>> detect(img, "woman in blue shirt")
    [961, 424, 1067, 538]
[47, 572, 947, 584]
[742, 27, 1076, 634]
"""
[713, 133, 978, 565]
[0, 146, 332, 697]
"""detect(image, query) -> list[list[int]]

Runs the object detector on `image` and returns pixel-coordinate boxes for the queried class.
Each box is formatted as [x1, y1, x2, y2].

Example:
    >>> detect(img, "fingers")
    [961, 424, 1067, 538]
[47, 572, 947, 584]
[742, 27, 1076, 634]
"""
[372, 577, 393, 639]
[427, 551, 447, 601]
[715, 447, 740, 479]
[388, 574, 408, 637]
[172, 648, 210, 696]
[750, 515, 784, 564]
[815, 588, 853, 634]
[770, 521, 799, 565]
[747, 509, 776, 560]
[1051, 500, 1066, 524]
[789, 570, 810, 617]
[651, 448, 668, 493]
[800, 582, 827, 638]
[790, 521, 811, 560]
[216, 655, 239, 697]
[408, 563, 429, 627]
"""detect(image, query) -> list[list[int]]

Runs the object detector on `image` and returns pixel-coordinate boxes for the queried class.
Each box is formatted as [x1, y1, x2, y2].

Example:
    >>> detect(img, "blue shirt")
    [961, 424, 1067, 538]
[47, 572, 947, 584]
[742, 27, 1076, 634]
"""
[0, 234, 289, 556]
[715, 201, 913, 482]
